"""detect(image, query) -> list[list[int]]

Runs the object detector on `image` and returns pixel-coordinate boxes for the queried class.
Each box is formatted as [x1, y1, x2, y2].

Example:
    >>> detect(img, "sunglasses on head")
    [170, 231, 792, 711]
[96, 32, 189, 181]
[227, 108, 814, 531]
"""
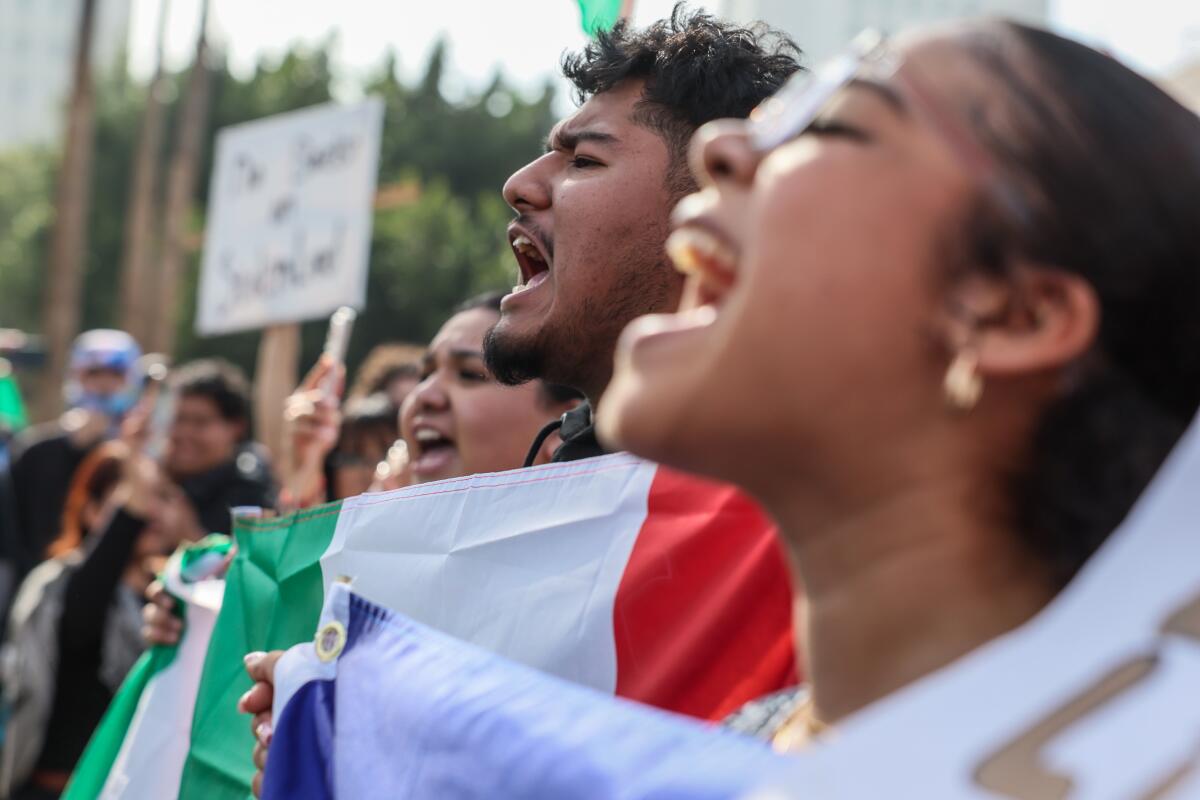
[746, 29, 1032, 235]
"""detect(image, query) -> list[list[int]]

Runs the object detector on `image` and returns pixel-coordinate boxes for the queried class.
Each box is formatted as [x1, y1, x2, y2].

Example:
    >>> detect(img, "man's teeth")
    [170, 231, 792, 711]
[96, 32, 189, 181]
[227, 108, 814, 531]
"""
[512, 234, 546, 263]
[665, 228, 735, 277]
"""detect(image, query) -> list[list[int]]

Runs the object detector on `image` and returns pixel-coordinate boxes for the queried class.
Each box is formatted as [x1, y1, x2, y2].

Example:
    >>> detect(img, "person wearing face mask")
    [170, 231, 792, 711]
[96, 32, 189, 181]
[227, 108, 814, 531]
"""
[6, 331, 142, 579]
[597, 21, 1200, 748]
[1, 440, 199, 799]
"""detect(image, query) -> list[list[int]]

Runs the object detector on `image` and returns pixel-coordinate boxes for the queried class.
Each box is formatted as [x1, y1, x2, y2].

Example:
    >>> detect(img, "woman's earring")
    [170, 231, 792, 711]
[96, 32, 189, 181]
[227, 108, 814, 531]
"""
[943, 345, 983, 411]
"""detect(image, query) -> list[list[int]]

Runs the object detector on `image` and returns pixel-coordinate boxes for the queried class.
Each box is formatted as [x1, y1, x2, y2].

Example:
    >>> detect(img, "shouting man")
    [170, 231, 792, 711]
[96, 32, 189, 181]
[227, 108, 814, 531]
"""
[486, 6, 802, 462]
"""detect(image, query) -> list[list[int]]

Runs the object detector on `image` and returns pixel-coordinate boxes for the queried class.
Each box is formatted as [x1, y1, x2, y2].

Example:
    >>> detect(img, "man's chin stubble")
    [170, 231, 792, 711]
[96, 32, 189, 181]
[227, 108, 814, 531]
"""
[483, 323, 546, 387]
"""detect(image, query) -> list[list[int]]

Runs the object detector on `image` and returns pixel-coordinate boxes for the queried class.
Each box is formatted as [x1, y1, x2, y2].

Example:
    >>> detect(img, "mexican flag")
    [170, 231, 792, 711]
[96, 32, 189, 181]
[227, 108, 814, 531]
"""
[262, 403, 1200, 799]
[69, 455, 796, 799]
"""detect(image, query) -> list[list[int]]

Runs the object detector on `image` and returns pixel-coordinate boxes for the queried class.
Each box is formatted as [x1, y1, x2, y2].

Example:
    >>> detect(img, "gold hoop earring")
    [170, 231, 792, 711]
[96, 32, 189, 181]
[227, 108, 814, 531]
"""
[943, 346, 983, 411]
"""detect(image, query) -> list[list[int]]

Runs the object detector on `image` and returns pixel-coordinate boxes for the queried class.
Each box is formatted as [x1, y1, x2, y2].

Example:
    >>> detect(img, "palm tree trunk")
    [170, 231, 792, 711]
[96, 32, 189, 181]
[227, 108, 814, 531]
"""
[151, 0, 211, 356]
[38, 0, 100, 420]
[118, 0, 171, 347]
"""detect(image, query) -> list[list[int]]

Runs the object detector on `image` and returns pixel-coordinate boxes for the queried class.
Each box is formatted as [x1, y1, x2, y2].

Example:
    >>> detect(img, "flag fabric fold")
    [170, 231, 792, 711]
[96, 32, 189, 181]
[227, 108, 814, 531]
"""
[264, 582, 798, 800]
[178, 503, 342, 800]
[172, 455, 794, 800]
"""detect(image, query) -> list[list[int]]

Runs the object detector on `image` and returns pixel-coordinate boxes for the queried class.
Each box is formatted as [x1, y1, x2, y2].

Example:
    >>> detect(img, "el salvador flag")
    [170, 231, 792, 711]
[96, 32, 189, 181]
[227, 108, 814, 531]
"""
[264, 582, 801, 800]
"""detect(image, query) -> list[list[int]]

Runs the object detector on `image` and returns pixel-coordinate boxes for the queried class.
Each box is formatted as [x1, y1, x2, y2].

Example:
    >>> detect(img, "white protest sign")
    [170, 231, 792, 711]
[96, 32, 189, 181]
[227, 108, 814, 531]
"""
[756, 413, 1200, 799]
[195, 98, 384, 335]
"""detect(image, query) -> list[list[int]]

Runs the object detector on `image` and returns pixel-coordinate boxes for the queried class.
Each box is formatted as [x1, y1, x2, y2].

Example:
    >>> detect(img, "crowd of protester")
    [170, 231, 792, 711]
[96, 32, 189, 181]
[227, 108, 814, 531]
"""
[0, 3, 1198, 797]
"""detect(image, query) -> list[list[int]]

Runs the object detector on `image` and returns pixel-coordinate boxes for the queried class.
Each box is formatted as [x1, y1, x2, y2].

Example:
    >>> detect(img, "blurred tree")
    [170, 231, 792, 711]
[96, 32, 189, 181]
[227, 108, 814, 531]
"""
[0, 35, 559, 403]
[0, 147, 56, 333]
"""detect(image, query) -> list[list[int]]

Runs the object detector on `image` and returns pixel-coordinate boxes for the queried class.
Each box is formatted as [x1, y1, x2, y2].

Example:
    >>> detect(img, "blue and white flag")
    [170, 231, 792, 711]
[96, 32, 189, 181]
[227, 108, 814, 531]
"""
[264, 581, 802, 800]
[265, 407, 1200, 799]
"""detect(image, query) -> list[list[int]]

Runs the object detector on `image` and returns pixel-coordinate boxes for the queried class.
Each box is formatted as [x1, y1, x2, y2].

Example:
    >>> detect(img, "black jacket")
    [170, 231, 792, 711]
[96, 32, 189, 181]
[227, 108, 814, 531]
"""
[176, 445, 276, 535]
[7, 424, 93, 572]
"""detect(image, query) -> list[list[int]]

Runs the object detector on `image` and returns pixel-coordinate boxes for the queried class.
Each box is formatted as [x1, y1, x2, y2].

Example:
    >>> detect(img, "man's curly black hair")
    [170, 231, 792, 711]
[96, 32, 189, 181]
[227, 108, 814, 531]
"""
[561, 3, 804, 192]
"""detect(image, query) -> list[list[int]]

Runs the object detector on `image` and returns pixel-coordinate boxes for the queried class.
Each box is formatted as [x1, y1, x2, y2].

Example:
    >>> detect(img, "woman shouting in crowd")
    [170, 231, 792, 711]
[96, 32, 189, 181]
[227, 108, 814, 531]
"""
[598, 19, 1200, 745]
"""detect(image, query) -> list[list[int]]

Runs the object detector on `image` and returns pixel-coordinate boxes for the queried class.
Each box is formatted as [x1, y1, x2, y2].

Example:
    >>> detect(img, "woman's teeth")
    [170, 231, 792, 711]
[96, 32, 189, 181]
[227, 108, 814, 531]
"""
[665, 228, 736, 277]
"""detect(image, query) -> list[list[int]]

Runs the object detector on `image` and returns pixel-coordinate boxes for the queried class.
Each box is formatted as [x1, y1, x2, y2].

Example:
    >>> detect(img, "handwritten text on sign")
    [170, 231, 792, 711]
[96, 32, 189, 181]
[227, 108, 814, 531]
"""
[196, 99, 384, 335]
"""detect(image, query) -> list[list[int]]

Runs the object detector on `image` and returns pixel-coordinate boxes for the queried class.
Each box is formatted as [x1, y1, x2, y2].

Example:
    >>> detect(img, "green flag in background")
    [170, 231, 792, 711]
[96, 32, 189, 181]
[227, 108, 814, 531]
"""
[0, 360, 27, 432]
[577, 0, 624, 34]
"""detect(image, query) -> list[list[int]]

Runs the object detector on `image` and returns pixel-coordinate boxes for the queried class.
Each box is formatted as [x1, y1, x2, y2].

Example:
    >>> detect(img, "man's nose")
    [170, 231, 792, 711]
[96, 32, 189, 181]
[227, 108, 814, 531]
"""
[502, 153, 554, 213]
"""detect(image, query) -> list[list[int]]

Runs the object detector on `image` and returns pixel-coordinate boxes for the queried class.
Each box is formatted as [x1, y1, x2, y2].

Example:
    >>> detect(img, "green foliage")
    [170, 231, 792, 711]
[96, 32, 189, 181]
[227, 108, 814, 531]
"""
[0, 148, 55, 332]
[0, 37, 558, 378]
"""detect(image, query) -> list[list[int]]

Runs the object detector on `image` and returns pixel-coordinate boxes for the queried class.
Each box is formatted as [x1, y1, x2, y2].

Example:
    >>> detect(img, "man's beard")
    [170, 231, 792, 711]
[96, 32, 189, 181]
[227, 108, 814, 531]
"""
[484, 288, 672, 400]
[483, 321, 548, 387]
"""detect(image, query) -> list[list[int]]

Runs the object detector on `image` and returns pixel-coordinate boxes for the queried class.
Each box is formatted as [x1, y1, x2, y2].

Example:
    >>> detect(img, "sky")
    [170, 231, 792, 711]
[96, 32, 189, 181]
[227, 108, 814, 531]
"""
[128, 0, 1200, 111]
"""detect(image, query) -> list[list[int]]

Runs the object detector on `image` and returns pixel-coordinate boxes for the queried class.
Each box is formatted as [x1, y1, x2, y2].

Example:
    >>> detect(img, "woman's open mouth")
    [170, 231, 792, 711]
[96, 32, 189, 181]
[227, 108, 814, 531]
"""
[614, 221, 741, 361]
[665, 225, 739, 309]
[411, 424, 458, 478]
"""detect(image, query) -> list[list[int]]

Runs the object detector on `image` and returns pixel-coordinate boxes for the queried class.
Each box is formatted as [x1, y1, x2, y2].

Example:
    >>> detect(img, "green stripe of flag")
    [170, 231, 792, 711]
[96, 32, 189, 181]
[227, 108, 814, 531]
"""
[178, 502, 342, 800]
[577, 0, 624, 34]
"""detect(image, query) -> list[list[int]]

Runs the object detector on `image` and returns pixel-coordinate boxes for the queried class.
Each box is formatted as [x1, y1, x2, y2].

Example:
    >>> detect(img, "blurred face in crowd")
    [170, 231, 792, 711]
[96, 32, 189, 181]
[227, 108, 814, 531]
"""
[487, 80, 684, 400]
[166, 394, 245, 478]
[331, 424, 395, 499]
[384, 374, 421, 408]
[79, 366, 127, 398]
[130, 481, 195, 563]
[75, 456, 191, 568]
[598, 30, 1099, 504]
[401, 307, 572, 484]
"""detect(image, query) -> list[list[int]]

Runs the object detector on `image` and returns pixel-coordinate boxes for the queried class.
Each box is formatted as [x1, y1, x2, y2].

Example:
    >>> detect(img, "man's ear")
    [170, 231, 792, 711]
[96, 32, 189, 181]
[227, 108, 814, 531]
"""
[941, 267, 1100, 378]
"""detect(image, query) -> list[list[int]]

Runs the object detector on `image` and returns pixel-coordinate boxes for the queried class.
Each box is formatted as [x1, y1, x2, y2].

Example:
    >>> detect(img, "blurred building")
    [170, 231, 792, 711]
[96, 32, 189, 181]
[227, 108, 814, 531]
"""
[719, 0, 1048, 65]
[0, 0, 132, 151]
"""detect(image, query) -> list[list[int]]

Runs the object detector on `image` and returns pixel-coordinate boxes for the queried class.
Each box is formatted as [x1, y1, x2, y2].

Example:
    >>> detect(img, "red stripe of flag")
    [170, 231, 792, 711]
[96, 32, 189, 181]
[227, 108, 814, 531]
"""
[612, 467, 800, 720]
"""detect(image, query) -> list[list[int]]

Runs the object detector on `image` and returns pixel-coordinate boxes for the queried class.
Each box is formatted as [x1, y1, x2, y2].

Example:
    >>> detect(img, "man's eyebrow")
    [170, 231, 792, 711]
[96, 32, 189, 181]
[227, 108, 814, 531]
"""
[847, 77, 908, 116]
[543, 127, 621, 153]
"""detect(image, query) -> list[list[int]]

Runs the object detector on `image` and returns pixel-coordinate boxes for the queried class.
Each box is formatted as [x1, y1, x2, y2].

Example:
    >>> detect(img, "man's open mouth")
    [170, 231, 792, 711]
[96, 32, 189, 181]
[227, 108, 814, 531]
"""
[509, 230, 552, 294]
